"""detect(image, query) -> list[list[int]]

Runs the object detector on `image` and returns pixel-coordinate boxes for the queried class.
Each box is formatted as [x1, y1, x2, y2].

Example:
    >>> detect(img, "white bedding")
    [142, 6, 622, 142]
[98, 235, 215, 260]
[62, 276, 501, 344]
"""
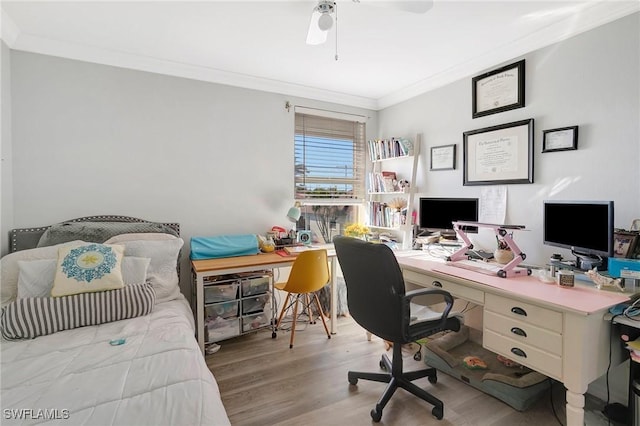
[1, 296, 230, 426]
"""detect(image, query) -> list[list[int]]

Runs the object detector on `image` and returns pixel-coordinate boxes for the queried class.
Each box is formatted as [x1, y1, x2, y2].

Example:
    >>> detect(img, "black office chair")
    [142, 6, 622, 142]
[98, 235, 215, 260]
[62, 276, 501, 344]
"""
[333, 236, 461, 422]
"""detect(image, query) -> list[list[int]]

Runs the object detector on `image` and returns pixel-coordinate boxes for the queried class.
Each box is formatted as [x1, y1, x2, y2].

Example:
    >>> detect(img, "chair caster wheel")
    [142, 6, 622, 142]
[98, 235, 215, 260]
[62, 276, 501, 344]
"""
[432, 405, 443, 420]
[379, 359, 387, 370]
[370, 408, 382, 422]
[428, 374, 437, 384]
[271, 332, 276, 339]
[413, 351, 422, 361]
[498, 270, 506, 278]
[348, 376, 358, 386]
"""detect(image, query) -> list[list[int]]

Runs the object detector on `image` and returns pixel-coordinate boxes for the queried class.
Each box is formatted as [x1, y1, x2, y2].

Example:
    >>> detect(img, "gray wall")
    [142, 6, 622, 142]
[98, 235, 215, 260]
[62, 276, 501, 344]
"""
[379, 13, 640, 267]
[1, 40, 13, 256]
[7, 51, 377, 292]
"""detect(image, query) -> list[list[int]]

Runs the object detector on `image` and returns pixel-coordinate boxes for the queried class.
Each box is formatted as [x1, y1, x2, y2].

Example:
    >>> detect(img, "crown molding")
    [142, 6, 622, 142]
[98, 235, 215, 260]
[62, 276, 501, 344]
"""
[3, 3, 637, 111]
[1, 8, 19, 47]
[377, 3, 640, 109]
[9, 31, 378, 110]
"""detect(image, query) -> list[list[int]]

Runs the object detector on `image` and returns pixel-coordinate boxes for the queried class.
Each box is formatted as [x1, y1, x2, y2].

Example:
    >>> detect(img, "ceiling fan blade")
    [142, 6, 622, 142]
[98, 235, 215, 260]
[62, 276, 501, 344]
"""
[306, 10, 328, 45]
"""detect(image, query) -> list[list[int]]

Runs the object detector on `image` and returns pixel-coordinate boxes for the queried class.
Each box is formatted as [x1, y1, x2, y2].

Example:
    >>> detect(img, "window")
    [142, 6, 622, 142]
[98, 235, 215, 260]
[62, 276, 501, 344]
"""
[294, 112, 366, 243]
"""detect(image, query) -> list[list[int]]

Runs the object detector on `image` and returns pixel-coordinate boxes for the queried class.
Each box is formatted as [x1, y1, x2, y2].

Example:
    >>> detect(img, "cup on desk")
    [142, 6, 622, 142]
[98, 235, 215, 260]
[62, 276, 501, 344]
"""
[557, 270, 575, 288]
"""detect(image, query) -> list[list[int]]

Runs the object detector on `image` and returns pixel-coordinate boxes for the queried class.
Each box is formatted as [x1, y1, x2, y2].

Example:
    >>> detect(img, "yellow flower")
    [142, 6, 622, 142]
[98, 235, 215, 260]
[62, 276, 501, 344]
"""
[344, 223, 370, 237]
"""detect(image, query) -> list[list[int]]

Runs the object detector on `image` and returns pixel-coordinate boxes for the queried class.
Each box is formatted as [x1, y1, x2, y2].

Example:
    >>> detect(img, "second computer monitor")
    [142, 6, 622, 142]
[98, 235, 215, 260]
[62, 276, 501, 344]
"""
[419, 197, 479, 236]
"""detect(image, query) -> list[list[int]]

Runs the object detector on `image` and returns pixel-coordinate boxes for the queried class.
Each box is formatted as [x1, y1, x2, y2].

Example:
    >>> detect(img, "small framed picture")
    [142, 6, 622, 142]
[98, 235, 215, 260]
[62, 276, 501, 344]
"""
[542, 126, 578, 153]
[613, 231, 638, 258]
[430, 144, 456, 171]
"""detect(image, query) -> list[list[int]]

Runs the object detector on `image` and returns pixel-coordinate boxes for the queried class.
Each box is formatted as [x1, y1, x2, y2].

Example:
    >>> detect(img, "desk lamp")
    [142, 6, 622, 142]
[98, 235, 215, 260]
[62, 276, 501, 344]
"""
[287, 202, 301, 222]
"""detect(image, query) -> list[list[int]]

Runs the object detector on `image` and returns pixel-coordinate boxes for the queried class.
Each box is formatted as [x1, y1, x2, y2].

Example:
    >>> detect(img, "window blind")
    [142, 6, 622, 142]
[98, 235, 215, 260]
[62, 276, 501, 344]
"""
[294, 113, 366, 204]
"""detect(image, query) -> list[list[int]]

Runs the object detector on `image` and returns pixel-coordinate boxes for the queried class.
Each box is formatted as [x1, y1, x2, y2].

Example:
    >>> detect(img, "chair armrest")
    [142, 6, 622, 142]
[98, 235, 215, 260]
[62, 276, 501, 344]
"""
[402, 288, 458, 339]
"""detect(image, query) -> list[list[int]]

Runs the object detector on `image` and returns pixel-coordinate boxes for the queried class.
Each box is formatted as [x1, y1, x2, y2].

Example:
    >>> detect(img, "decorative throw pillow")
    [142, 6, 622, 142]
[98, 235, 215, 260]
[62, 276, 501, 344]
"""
[1, 283, 156, 340]
[37, 221, 179, 247]
[104, 232, 178, 244]
[51, 243, 125, 297]
[112, 238, 184, 304]
[17, 257, 151, 299]
[0, 241, 85, 308]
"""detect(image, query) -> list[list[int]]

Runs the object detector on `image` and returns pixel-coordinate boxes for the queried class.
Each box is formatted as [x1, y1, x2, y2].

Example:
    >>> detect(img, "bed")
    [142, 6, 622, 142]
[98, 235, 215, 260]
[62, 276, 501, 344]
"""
[1, 215, 230, 425]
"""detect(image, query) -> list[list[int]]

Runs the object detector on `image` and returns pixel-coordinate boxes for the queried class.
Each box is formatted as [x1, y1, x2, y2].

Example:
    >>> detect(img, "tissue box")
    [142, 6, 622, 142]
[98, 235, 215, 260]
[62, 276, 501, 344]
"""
[608, 258, 640, 279]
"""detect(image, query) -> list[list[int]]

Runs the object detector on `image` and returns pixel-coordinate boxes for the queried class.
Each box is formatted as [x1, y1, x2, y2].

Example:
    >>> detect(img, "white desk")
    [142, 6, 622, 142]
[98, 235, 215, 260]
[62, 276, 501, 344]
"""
[395, 251, 630, 426]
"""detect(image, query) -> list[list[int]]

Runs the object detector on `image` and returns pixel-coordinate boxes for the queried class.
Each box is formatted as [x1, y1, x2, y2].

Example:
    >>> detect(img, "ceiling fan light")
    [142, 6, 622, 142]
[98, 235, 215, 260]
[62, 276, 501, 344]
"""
[318, 13, 333, 31]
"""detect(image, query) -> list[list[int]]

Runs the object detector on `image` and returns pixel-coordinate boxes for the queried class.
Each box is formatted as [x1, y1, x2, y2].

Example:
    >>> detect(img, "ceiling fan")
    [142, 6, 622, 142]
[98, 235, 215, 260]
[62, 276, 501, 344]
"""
[306, 0, 434, 46]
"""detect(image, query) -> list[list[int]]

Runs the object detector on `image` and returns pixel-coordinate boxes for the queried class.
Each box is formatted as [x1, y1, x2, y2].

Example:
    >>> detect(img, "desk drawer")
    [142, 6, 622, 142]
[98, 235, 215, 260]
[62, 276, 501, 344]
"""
[484, 310, 562, 356]
[484, 329, 562, 380]
[403, 269, 484, 304]
[485, 293, 562, 333]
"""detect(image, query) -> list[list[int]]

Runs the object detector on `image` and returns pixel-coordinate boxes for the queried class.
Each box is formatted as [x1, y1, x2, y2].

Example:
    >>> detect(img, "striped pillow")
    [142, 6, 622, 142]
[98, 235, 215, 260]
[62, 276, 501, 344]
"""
[1, 282, 155, 340]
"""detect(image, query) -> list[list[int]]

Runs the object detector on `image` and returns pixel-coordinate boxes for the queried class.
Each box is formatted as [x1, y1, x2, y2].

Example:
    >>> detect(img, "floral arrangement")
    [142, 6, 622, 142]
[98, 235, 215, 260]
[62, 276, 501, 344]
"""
[387, 197, 407, 211]
[344, 223, 370, 238]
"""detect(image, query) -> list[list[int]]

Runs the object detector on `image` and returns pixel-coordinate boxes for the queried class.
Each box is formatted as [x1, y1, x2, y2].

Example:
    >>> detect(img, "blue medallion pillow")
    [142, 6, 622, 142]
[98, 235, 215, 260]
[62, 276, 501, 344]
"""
[51, 243, 125, 297]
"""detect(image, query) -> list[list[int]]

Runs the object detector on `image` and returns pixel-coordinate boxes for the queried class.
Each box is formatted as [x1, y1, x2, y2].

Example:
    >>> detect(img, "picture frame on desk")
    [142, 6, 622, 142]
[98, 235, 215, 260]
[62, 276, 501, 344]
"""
[613, 230, 638, 258]
[463, 119, 534, 186]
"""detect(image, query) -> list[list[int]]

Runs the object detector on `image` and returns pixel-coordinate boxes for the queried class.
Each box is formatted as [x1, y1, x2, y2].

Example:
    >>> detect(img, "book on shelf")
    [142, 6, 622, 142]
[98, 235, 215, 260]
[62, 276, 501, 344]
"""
[368, 171, 402, 193]
[368, 138, 413, 160]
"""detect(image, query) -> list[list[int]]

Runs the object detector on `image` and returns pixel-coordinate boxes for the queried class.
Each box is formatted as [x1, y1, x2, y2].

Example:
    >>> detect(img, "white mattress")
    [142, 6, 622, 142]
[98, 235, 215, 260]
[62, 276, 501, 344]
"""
[1, 297, 230, 426]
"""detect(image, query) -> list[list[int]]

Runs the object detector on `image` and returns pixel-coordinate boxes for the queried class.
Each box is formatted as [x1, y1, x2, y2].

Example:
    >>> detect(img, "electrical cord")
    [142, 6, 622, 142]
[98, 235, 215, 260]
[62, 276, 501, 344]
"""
[548, 378, 564, 426]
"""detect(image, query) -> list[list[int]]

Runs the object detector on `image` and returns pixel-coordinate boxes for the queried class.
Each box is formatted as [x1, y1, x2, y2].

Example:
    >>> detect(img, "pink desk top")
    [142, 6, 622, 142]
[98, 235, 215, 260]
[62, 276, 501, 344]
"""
[397, 255, 630, 315]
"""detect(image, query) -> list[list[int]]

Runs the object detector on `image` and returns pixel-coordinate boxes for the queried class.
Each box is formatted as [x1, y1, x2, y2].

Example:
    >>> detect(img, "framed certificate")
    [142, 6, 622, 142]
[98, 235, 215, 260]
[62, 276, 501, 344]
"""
[463, 119, 534, 186]
[430, 144, 456, 171]
[542, 126, 578, 152]
[472, 60, 525, 119]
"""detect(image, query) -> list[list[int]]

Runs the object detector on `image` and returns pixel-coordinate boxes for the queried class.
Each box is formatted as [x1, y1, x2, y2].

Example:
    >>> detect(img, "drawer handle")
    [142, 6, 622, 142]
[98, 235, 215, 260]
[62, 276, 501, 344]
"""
[511, 347, 527, 358]
[510, 327, 527, 338]
[432, 281, 443, 288]
[510, 307, 527, 316]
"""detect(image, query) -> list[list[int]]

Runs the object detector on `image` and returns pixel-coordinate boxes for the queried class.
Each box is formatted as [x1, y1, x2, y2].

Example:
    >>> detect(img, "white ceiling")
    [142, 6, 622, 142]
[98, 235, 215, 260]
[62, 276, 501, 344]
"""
[2, 1, 638, 110]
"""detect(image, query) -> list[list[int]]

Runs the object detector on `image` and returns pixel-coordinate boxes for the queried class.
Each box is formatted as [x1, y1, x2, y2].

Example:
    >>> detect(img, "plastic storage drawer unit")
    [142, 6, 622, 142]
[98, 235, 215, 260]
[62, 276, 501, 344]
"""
[206, 317, 240, 342]
[204, 282, 239, 303]
[205, 301, 239, 320]
[241, 276, 270, 296]
[242, 294, 270, 315]
[242, 313, 270, 332]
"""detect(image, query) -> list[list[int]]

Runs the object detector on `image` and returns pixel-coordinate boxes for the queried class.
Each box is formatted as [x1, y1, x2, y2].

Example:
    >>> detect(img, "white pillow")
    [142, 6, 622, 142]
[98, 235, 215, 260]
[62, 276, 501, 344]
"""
[51, 243, 126, 297]
[113, 238, 184, 304]
[0, 240, 84, 308]
[16, 257, 151, 299]
[105, 232, 178, 243]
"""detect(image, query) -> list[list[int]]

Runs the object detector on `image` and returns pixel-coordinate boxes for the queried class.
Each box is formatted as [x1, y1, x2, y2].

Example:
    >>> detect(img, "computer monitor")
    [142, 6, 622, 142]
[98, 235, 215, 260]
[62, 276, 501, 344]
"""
[543, 200, 614, 270]
[418, 197, 479, 236]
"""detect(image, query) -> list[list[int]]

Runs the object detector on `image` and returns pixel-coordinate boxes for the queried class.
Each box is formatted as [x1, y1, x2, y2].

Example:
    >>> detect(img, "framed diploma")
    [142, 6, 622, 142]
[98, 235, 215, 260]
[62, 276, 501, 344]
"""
[430, 144, 456, 171]
[542, 126, 578, 152]
[472, 60, 525, 118]
[463, 119, 534, 186]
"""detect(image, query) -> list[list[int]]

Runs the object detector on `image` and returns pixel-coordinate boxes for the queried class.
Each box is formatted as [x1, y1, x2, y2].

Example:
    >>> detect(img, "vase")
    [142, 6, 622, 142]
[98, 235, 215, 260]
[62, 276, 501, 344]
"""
[494, 249, 514, 265]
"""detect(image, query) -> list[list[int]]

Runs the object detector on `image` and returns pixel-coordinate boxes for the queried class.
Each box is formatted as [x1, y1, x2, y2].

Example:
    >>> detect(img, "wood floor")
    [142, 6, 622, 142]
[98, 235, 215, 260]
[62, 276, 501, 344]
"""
[206, 316, 618, 426]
